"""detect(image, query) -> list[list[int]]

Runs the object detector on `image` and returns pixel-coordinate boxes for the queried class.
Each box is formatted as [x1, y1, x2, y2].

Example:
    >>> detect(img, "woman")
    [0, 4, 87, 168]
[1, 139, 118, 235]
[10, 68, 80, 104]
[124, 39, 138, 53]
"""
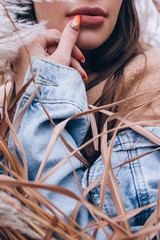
[3, 0, 160, 238]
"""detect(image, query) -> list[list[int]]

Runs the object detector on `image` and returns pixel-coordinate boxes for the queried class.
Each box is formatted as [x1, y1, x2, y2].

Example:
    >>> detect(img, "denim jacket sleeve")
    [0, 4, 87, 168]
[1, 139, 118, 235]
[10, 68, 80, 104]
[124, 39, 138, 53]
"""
[8, 57, 91, 228]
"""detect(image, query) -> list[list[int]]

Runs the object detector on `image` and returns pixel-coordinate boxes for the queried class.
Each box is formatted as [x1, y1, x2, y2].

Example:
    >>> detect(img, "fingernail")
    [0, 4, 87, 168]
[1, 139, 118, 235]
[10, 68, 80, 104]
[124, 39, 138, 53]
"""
[80, 55, 86, 63]
[71, 15, 81, 31]
[83, 72, 88, 81]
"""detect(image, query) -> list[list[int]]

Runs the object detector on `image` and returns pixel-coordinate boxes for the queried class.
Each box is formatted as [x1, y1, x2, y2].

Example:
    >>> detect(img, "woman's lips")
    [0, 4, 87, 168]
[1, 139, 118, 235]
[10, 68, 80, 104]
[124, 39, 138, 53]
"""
[69, 15, 105, 27]
[67, 7, 107, 27]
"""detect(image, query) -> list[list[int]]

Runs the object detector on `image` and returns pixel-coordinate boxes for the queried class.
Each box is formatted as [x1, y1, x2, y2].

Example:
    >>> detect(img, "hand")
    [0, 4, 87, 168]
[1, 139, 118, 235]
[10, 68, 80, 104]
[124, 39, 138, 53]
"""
[13, 15, 87, 94]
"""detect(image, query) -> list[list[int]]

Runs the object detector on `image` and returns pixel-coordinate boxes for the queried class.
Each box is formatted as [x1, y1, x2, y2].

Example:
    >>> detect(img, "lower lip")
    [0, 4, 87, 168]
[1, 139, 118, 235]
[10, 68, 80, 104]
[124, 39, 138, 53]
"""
[69, 15, 105, 27]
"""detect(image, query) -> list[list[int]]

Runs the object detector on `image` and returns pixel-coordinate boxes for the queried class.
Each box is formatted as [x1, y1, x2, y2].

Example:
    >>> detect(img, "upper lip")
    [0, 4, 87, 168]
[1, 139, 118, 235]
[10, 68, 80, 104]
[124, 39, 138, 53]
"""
[67, 6, 107, 17]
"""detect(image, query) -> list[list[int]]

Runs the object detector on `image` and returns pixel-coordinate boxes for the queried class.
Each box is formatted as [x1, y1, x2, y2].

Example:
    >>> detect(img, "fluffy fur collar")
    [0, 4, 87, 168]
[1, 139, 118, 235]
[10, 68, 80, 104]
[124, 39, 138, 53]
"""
[0, 1, 46, 61]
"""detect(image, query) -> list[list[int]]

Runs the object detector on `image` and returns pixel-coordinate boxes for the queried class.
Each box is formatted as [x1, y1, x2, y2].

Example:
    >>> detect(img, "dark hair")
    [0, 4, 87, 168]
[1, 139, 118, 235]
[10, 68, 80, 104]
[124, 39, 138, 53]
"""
[81, 0, 143, 162]
[85, 0, 141, 90]
[15, 1, 37, 23]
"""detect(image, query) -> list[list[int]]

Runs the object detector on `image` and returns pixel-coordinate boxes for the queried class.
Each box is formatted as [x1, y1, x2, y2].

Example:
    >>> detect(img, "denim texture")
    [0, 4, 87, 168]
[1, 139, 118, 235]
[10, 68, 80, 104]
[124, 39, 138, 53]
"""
[82, 127, 160, 232]
[8, 57, 160, 238]
[9, 57, 91, 230]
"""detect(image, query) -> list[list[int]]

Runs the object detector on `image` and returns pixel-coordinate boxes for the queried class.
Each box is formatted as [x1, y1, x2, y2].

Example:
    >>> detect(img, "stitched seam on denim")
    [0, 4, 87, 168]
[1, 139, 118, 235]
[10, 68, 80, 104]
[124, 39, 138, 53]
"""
[117, 132, 154, 223]
[137, 154, 150, 207]
[131, 158, 143, 224]
[127, 132, 142, 215]
[33, 57, 82, 75]
[36, 80, 58, 86]
[114, 132, 137, 151]
[103, 190, 115, 217]
[88, 162, 110, 215]
[102, 188, 113, 216]
[116, 130, 158, 151]
[22, 94, 87, 114]
[22, 94, 84, 106]
[123, 131, 151, 224]
[127, 150, 141, 225]
[116, 134, 123, 150]
[90, 186, 111, 216]
[89, 160, 113, 216]
[119, 132, 142, 224]
[89, 166, 101, 209]
[129, 149, 150, 225]
[136, 154, 150, 224]
[37, 75, 58, 86]
[113, 140, 157, 149]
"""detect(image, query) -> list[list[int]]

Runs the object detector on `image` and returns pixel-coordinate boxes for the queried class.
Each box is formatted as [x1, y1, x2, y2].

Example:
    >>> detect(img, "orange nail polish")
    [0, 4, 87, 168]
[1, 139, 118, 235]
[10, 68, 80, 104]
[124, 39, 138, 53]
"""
[71, 15, 81, 31]
[80, 55, 86, 63]
[83, 72, 88, 81]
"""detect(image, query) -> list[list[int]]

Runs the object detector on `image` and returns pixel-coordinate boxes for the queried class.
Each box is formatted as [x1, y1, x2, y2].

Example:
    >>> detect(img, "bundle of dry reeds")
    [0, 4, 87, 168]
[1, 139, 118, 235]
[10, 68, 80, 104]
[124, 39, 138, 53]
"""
[0, 84, 160, 239]
[0, 1, 160, 239]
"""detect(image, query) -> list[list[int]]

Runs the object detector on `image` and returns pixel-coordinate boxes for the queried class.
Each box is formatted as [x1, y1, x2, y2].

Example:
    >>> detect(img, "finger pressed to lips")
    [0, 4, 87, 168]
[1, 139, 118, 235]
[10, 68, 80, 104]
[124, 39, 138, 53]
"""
[38, 20, 87, 79]
[44, 29, 85, 63]
[55, 19, 80, 65]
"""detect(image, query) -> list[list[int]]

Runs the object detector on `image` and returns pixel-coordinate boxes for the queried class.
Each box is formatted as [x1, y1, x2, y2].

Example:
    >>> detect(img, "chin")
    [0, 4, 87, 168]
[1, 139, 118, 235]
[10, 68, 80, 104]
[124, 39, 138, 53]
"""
[76, 31, 107, 50]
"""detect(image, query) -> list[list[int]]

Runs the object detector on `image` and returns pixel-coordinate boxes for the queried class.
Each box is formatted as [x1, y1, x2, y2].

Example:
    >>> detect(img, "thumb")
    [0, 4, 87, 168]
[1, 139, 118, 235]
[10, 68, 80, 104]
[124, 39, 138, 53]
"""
[49, 15, 81, 66]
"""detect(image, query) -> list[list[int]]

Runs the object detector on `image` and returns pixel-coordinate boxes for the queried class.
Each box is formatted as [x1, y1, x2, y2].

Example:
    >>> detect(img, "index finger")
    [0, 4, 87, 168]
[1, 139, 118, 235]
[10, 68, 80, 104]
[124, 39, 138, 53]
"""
[50, 15, 81, 65]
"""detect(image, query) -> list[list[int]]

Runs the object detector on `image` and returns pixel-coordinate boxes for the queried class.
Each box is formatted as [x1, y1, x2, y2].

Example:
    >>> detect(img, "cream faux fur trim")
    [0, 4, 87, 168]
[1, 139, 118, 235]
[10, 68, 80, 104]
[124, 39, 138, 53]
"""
[0, 1, 47, 61]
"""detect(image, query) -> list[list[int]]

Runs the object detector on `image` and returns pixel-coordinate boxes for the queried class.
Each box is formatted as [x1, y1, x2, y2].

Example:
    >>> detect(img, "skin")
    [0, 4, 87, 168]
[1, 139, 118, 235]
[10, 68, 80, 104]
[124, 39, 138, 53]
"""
[13, 0, 123, 93]
[34, 0, 123, 50]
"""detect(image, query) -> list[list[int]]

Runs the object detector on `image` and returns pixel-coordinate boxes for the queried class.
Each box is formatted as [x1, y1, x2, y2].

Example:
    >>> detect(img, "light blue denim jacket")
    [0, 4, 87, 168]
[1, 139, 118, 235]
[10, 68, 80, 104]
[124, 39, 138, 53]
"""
[9, 57, 160, 238]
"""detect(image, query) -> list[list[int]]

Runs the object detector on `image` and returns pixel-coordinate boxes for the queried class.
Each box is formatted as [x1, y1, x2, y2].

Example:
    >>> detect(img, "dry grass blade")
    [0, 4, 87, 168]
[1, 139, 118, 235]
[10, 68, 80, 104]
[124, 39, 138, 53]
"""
[0, 136, 20, 175]
[0, 162, 94, 240]
[153, 0, 160, 13]
[1, 86, 160, 240]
